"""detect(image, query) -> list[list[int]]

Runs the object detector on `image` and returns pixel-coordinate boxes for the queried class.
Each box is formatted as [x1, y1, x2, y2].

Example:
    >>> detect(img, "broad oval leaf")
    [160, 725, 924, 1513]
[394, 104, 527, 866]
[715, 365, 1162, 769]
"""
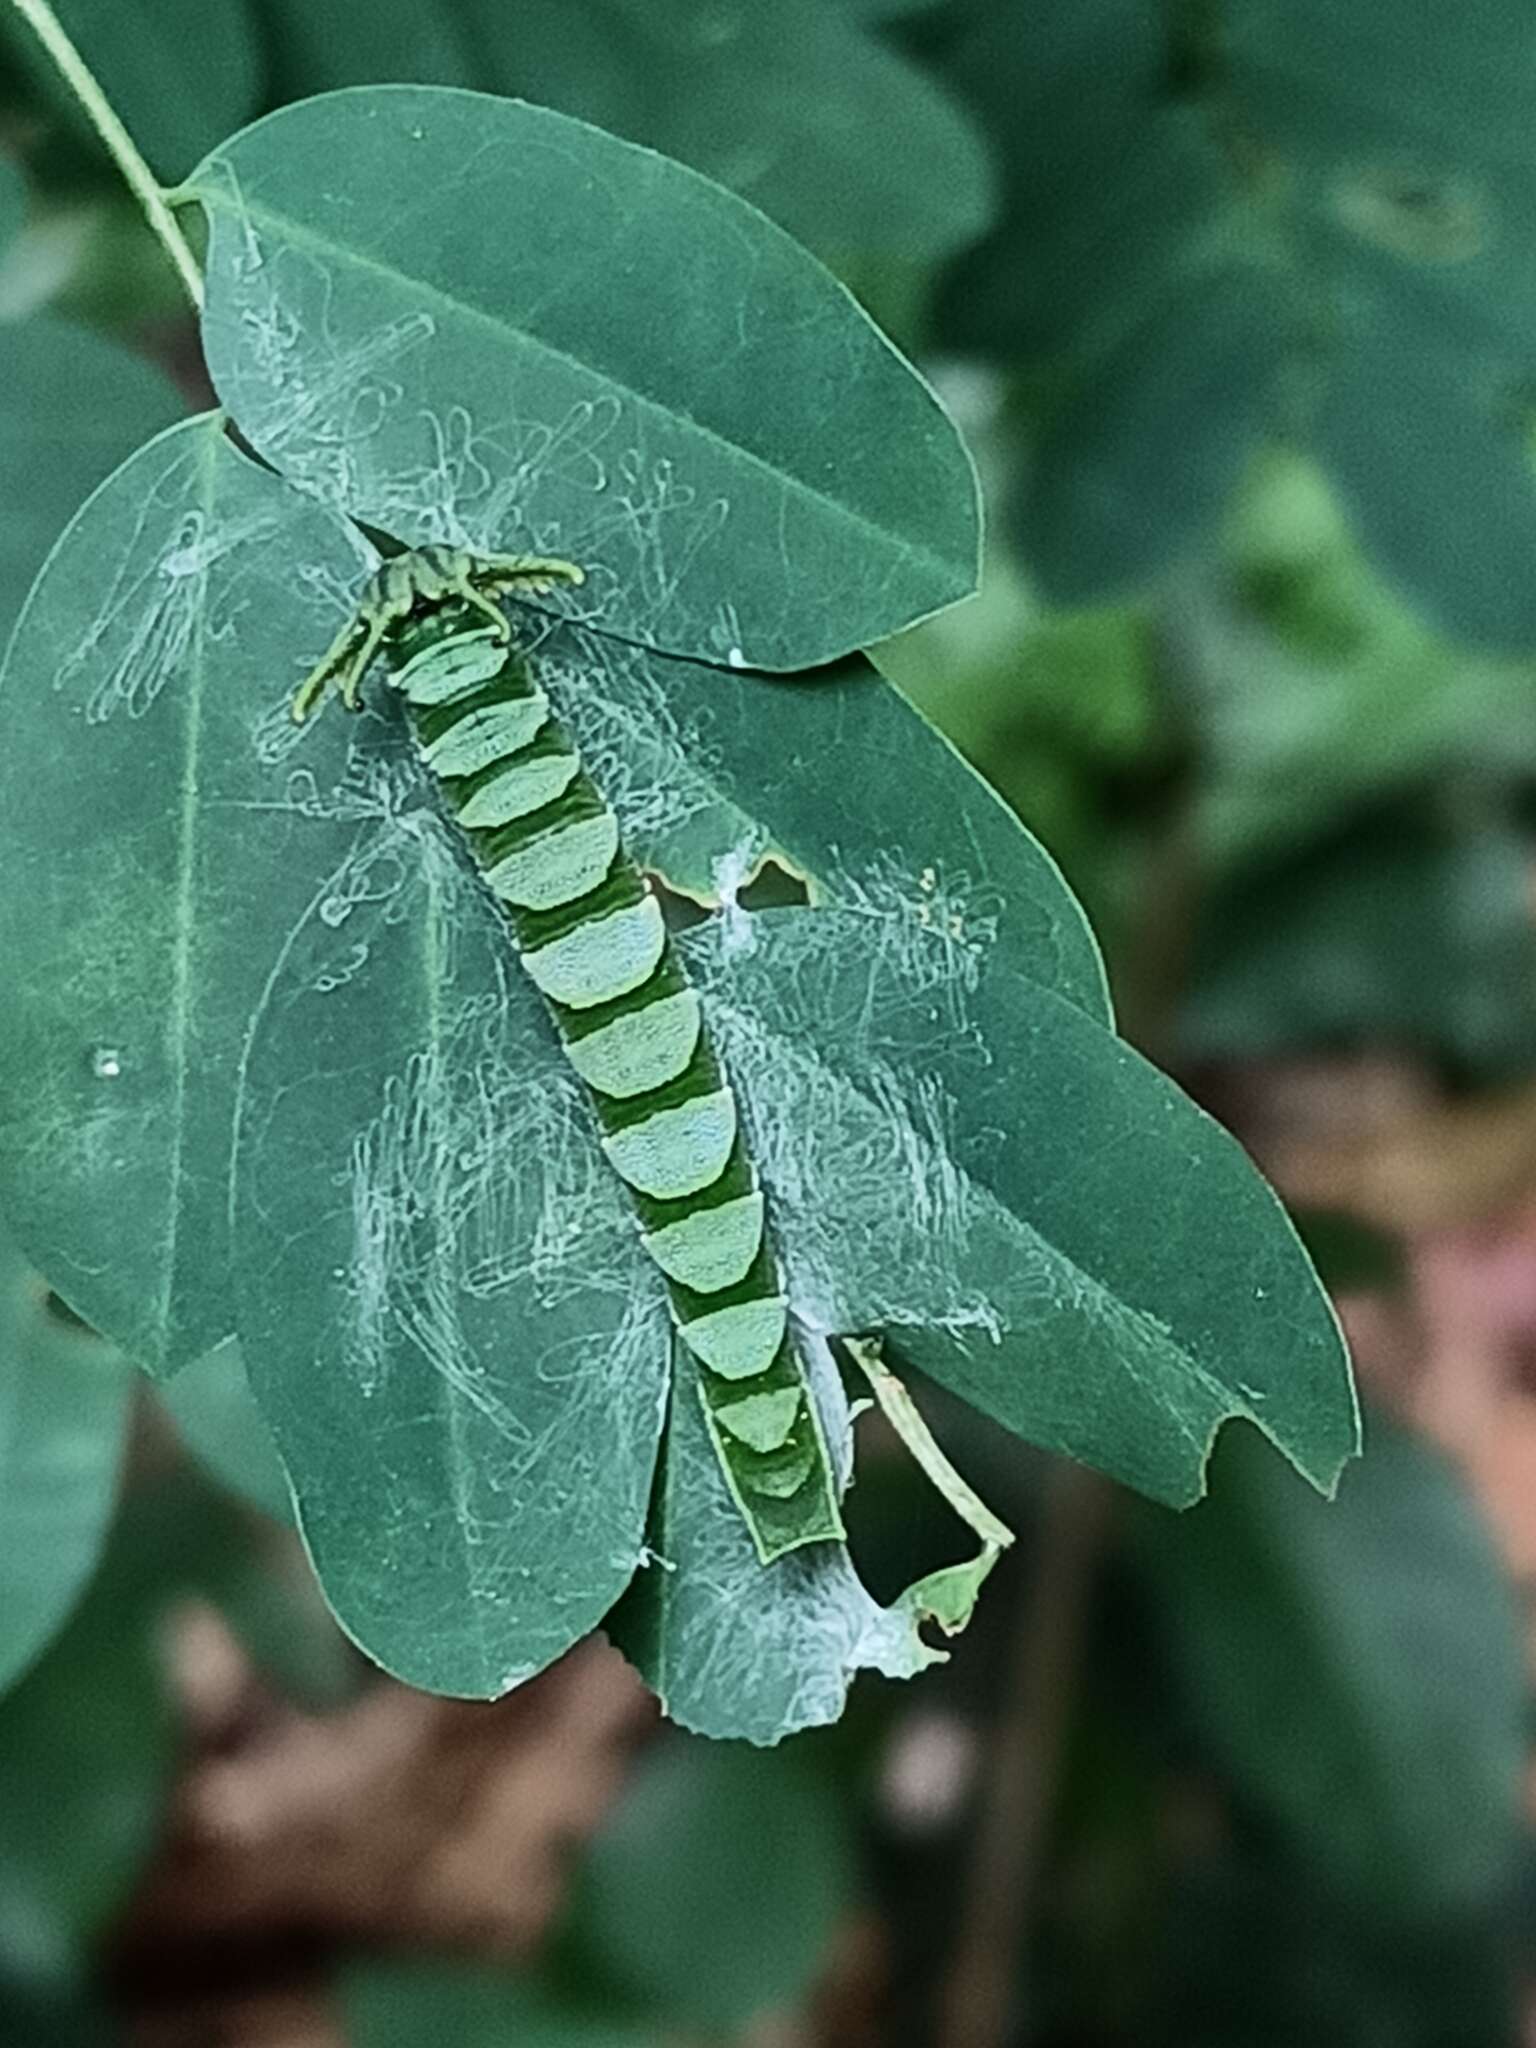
[231, 848, 669, 1698]
[211, 587, 1095, 1709]
[0, 466, 1348, 1728]
[187, 86, 980, 669]
[0, 1231, 130, 1697]
[0, 414, 375, 1373]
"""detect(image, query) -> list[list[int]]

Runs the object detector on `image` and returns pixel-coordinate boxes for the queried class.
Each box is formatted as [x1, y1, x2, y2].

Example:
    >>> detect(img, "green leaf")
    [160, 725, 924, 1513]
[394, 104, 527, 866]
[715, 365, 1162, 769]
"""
[216, 613, 1100, 1714]
[251, 0, 475, 94]
[569, 1736, 852, 2028]
[1131, 1417, 1526, 1919]
[231, 843, 670, 1698]
[1013, 267, 1301, 604]
[1230, 0, 1536, 174]
[0, 1232, 130, 1697]
[936, 2, 1536, 635]
[344, 1963, 663, 2048]
[618, 894, 1351, 1742]
[1311, 322, 1536, 648]
[1184, 814, 1536, 1074]
[936, 9, 1227, 361]
[1176, 453, 1536, 870]
[0, 1533, 174, 1984]
[158, 1338, 293, 1522]
[0, 413, 377, 1374]
[2, 496, 1350, 1731]
[2, 0, 261, 181]
[186, 86, 980, 669]
[469, 0, 993, 270]
[0, 424, 1348, 1735]
[0, 419, 1097, 1407]
[0, 318, 183, 640]
[678, 908, 1357, 1506]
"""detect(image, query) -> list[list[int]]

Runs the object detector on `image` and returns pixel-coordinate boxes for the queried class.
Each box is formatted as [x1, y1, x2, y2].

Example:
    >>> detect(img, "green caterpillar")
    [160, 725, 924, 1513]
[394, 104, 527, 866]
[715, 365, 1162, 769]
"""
[293, 545, 845, 1564]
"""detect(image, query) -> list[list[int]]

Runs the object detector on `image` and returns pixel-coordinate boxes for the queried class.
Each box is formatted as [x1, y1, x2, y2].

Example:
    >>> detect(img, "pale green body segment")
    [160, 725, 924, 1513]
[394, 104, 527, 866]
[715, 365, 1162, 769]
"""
[563, 989, 703, 1099]
[393, 628, 507, 703]
[422, 693, 550, 777]
[641, 1191, 765, 1291]
[678, 1297, 789, 1380]
[485, 811, 622, 911]
[715, 1385, 804, 1451]
[601, 1090, 738, 1200]
[293, 546, 845, 1565]
[748, 1443, 817, 1498]
[521, 897, 667, 1008]
[459, 751, 582, 827]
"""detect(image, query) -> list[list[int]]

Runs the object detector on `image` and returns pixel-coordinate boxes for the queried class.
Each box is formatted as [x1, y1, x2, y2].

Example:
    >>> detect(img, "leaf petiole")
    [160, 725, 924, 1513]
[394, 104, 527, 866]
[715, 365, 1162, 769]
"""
[843, 1334, 1014, 1636]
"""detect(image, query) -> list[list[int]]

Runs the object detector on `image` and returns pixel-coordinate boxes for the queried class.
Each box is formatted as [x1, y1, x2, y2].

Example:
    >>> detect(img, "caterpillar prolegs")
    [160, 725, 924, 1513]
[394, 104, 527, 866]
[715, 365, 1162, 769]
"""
[293, 546, 845, 1564]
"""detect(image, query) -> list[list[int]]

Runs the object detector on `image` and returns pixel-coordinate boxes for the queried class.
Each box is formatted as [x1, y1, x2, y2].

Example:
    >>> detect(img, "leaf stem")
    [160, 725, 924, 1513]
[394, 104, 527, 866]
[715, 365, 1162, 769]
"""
[6, 0, 203, 310]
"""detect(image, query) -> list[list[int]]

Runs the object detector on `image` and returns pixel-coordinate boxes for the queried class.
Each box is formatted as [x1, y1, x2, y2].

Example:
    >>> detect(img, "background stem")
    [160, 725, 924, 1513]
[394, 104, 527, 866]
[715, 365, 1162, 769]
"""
[936, 1464, 1114, 2048]
[5, 0, 203, 309]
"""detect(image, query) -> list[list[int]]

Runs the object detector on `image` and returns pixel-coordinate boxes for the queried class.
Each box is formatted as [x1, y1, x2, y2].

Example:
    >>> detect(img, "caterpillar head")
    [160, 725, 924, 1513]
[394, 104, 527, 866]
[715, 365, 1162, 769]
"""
[292, 547, 585, 723]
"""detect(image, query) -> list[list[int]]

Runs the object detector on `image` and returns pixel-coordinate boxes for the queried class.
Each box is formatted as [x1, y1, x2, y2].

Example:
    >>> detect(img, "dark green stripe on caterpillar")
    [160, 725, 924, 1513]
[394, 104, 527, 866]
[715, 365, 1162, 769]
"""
[293, 546, 845, 1564]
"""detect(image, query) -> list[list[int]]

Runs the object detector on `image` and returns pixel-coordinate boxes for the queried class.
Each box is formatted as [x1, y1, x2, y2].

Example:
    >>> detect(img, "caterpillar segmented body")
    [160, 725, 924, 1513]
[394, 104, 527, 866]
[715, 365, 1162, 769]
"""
[294, 546, 845, 1564]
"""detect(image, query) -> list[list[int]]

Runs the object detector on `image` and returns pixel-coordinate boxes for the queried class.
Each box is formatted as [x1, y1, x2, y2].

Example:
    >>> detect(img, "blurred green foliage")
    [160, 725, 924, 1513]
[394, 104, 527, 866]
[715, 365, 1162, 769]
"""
[933, 0, 1536, 647]
[563, 1738, 853, 2027]
[0, 0, 1533, 2042]
[1132, 1420, 1526, 1922]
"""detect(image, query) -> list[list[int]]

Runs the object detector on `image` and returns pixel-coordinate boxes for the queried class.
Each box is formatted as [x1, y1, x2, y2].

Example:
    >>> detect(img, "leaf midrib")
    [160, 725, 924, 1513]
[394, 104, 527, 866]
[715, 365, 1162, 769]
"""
[159, 426, 220, 1362]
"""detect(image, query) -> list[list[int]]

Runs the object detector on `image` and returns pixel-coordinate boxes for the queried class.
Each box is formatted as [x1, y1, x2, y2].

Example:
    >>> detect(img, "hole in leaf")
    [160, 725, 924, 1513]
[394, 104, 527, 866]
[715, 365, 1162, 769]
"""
[735, 857, 811, 913]
[646, 872, 712, 933]
[646, 853, 812, 930]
